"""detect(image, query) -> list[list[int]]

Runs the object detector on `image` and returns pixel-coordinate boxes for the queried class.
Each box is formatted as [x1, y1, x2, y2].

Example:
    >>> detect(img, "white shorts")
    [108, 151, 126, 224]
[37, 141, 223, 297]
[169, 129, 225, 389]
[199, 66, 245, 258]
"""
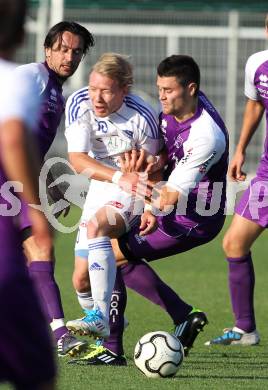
[75, 179, 144, 258]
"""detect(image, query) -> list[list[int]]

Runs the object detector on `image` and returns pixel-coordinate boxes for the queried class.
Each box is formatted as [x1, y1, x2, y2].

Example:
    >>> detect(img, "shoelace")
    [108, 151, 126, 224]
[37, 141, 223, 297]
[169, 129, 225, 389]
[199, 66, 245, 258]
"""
[83, 309, 102, 323]
[82, 344, 106, 360]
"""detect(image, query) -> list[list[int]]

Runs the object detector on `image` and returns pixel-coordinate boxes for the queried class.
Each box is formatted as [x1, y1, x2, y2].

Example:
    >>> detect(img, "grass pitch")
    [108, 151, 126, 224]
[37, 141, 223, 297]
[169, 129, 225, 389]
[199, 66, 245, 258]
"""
[2, 209, 268, 389]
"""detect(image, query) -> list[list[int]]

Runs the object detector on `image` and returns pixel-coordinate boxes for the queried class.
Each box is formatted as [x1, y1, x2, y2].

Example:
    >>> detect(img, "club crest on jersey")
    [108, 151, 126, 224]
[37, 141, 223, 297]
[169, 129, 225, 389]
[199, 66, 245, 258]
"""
[50, 88, 57, 102]
[97, 121, 108, 133]
[106, 201, 124, 209]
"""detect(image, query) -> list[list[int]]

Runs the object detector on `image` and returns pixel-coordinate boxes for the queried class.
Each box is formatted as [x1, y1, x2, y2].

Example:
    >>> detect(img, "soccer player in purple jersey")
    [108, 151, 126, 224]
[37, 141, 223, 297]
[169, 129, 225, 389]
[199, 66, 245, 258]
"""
[17, 21, 95, 356]
[0, 0, 55, 388]
[69, 55, 229, 365]
[205, 16, 268, 347]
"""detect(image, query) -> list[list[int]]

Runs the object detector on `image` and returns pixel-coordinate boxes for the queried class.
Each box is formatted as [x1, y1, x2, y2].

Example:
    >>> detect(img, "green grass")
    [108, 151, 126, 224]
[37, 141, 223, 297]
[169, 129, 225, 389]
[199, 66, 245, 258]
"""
[2, 209, 268, 389]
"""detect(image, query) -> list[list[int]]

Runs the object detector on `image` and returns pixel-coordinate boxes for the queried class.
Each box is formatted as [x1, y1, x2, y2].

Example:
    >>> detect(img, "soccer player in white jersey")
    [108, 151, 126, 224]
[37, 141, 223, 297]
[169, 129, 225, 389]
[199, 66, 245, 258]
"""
[0, 0, 55, 388]
[65, 52, 162, 339]
[205, 15, 268, 346]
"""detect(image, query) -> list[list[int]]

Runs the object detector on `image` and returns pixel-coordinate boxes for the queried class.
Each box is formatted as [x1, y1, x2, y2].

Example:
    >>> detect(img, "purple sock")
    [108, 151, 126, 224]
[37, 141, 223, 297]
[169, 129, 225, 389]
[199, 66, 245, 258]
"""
[121, 260, 192, 324]
[104, 268, 127, 356]
[29, 261, 68, 340]
[227, 253, 256, 332]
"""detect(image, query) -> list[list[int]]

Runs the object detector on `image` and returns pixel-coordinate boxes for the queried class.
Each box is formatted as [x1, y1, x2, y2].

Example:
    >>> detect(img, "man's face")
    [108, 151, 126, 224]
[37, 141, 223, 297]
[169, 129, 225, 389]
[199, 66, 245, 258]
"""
[157, 75, 195, 117]
[45, 31, 84, 80]
[89, 70, 127, 117]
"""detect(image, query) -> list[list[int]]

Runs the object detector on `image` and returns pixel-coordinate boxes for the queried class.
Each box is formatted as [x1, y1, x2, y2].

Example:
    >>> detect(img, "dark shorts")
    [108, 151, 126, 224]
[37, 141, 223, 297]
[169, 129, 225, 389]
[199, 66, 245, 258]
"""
[0, 275, 56, 388]
[235, 176, 268, 228]
[118, 215, 225, 262]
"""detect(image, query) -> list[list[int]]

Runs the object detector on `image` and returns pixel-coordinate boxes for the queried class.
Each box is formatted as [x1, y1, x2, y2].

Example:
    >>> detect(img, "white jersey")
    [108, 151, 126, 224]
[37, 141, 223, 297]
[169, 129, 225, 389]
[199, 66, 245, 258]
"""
[0, 59, 40, 128]
[65, 87, 162, 169]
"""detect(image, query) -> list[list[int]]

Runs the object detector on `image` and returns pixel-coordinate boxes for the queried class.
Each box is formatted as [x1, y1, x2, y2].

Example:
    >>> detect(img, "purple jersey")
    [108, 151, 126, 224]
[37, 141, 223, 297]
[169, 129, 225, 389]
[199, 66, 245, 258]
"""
[244, 50, 268, 178]
[15, 62, 65, 230]
[158, 91, 228, 230]
[16, 61, 65, 160]
[119, 91, 228, 262]
[235, 51, 268, 226]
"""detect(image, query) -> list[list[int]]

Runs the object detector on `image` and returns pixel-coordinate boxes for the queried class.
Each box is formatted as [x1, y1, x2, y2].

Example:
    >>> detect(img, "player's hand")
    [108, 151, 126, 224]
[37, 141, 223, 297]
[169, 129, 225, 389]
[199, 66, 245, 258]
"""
[118, 171, 152, 200]
[119, 149, 147, 173]
[145, 152, 167, 175]
[228, 151, 247, 181]
[139, 210, 158, 236]
[28, 208, 53, 250]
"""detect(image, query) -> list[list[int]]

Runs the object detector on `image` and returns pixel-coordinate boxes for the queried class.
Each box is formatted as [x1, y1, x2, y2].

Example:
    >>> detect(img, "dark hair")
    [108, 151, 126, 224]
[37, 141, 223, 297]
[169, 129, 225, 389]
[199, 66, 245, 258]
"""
[0, 0, 27, 52]
[157, 55, 200, 94]
[44, 21, 94, 54]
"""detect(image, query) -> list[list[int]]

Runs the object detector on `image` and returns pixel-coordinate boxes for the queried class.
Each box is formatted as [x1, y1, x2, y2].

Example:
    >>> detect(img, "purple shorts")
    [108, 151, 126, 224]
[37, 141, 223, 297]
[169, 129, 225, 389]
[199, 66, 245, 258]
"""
[119, 214, 225, 262]
[235, 176, 268, 228]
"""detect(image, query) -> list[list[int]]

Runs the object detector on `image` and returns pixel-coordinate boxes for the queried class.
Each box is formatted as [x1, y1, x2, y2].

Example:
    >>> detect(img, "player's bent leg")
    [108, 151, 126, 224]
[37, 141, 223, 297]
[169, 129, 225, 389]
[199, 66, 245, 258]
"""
[25, 236, 88, 357]
[206, 214, 264, 347]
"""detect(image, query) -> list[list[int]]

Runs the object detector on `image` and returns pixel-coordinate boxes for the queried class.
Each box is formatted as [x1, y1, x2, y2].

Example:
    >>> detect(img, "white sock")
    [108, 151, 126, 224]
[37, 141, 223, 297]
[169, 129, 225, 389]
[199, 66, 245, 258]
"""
[87, 236, 116, 319]
[76, 290, 94, 311]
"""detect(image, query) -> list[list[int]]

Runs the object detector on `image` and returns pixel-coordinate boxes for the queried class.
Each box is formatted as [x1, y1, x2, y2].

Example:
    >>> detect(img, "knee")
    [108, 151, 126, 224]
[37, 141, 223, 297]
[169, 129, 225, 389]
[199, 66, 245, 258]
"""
[87, 219, 111, 239]
[222, 231, 246, 258]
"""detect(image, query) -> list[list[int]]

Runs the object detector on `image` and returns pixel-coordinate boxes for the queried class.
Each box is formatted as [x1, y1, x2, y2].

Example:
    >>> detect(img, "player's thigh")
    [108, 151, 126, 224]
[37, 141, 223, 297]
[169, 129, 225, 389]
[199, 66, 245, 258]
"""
[111, 238, 129, 266]
[223, 213, 264, 256]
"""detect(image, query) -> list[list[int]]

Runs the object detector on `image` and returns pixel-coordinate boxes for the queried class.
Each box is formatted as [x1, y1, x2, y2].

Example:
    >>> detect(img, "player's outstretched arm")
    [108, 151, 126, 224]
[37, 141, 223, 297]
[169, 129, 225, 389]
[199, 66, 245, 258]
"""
[229, 98, 264, 181]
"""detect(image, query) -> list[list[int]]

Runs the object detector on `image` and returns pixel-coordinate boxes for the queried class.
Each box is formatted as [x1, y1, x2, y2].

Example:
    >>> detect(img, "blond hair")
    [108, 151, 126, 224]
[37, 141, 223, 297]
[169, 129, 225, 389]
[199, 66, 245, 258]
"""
[265, 14, 268, 29]
[92, 52, 133, 88]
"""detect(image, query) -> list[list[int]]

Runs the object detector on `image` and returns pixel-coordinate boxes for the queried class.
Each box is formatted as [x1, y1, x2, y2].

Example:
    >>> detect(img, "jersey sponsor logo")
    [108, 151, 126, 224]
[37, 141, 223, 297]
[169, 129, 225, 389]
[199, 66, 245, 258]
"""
[97, 121, 108, 133]
[259, 74, 268, 87]
[106, 200, 124, 209]
[199, 150, 217, 173]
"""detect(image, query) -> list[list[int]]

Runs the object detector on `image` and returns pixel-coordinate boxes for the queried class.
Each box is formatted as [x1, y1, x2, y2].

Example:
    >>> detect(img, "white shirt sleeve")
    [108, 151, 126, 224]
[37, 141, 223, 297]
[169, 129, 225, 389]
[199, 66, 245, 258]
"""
[167, 127, 226, 195]
[65, 90, 92, 153]
[244, 55, 259, 101]
[0, 63, 41, 129]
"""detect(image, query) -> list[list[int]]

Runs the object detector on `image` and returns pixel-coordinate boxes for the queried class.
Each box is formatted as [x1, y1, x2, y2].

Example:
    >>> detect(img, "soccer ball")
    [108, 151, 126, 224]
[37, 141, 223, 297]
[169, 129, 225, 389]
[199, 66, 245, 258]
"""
[134, 331, 184, 378]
